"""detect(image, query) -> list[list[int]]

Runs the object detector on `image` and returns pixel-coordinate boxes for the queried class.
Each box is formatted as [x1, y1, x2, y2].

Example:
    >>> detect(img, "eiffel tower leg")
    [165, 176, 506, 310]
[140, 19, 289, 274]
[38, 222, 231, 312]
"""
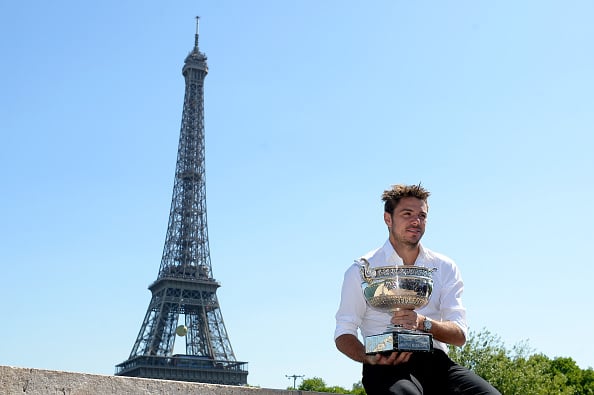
[129, 289, 179, 357]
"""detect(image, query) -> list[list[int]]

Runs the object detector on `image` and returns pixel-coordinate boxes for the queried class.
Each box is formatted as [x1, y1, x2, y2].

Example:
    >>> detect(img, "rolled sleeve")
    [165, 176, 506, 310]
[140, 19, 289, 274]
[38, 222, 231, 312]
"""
[334, 264, 366, 340]
[438, 262, 468, 339]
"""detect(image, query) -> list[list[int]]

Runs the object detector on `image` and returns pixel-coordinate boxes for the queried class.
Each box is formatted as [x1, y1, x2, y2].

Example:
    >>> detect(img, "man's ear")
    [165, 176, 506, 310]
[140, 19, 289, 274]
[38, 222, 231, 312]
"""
[383, 212, 392, 228]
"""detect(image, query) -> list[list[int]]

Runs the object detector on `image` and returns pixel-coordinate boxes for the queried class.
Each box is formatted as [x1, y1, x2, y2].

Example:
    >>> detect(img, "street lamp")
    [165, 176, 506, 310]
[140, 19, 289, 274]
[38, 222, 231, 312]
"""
[286, 374, 304, 389]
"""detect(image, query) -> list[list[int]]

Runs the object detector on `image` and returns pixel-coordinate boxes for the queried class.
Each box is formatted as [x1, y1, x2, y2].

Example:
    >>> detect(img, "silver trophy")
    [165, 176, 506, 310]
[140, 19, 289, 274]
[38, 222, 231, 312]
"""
[360, 258, 436, 354]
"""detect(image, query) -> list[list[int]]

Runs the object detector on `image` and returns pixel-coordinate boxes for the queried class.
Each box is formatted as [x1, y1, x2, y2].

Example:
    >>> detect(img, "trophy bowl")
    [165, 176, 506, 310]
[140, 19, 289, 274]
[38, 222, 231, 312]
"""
[360, 259, 435, 312]
[359, 258, 437, 354]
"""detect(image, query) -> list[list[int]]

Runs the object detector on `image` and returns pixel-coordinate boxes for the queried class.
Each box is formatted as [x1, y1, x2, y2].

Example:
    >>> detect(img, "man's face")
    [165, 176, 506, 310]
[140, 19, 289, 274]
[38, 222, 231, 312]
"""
[384, 197, 428, 247]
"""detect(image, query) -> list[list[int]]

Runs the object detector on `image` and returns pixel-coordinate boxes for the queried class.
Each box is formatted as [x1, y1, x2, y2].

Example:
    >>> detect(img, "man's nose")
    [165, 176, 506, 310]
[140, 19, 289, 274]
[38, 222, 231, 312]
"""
[410, 215, 423, 224]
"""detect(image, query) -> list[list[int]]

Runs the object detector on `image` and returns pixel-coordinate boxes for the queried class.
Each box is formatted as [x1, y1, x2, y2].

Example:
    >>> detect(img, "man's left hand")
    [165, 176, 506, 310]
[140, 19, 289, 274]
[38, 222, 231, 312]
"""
[391, 310, 421, 330]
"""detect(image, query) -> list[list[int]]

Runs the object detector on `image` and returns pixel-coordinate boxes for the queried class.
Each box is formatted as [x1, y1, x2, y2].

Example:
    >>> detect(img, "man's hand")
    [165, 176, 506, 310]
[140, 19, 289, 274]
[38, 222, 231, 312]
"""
[391, 309, 421, 330]
[335, 333, 415, 367]
[366, 351, 412, 365]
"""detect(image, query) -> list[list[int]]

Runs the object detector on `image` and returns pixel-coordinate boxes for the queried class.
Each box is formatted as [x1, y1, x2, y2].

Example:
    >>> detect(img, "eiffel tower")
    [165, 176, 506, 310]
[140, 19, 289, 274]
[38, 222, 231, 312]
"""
[115, 18, 248, 385]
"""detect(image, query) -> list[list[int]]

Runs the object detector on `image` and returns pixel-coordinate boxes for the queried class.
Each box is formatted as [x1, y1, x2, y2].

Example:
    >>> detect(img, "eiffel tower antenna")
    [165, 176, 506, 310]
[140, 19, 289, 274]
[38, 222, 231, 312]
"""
[115, 18, 248, 385]
[194, 16, 200, 49]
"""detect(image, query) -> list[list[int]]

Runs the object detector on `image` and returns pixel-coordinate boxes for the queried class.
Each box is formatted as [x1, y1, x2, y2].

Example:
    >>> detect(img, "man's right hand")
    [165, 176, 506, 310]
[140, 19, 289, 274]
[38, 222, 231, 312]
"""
[366, 351, 412, 365]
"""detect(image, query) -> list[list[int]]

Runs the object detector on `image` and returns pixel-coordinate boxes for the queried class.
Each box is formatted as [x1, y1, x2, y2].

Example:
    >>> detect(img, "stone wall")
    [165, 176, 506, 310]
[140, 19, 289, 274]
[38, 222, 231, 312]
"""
[0, 366, 339, 395]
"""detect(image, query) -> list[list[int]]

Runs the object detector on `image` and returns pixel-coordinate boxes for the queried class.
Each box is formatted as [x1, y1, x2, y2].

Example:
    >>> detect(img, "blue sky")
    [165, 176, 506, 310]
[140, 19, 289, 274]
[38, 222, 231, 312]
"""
[1, 0, 593, 391]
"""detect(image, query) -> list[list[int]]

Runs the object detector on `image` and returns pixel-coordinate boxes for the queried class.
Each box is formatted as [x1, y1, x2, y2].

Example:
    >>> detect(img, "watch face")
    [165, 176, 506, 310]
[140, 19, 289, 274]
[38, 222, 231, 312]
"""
[424, 320, 432, 331]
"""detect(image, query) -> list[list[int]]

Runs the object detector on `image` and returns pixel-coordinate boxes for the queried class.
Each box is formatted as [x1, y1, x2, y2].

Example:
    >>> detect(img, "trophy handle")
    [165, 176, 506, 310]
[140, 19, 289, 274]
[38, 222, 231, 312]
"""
[358, 258, 374, 283]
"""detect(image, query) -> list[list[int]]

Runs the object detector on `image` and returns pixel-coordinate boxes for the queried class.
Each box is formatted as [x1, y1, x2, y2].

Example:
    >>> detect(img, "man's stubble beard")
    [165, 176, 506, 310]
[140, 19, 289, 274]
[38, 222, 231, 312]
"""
[391, 231, 422, 249]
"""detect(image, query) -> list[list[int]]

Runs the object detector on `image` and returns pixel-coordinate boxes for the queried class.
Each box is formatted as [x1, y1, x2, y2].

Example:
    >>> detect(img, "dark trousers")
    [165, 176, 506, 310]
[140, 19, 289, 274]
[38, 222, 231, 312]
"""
[362, 350, 501, 395]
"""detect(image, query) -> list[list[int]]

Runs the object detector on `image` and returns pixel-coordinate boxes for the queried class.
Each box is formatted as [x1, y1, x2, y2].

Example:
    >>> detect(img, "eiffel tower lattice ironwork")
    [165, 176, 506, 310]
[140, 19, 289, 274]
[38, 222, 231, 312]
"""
[115, 18, 248, 385]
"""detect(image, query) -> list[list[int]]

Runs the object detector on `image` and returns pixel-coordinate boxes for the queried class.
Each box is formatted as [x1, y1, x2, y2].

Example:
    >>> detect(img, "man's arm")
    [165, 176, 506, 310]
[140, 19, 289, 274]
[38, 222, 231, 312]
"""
[335, 334, 367, 363]
[390, 310, 466, 347]
[418, 314, 466, 347]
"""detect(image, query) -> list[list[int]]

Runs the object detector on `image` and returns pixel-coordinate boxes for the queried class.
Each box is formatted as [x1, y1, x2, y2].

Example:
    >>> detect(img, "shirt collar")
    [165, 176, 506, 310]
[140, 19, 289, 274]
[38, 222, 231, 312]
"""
[381, 239, 428, 266]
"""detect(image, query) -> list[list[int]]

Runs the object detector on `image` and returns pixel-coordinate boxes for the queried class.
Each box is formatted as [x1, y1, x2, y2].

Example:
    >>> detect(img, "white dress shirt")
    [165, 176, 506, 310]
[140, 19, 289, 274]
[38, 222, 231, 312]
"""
[334, 240, 468, 354]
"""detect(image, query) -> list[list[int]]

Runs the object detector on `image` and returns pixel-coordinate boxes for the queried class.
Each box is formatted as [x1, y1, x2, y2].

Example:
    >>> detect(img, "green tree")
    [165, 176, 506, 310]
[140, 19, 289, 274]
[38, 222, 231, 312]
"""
[298, 377, 327, 391]
[294, 377, 361, 394]
[350, 381, 366, 395]
[549, 357, 594, 395]
[449, 329, 594, 394]
[582, 368, 594, 395]
[298, 377, 350, 393]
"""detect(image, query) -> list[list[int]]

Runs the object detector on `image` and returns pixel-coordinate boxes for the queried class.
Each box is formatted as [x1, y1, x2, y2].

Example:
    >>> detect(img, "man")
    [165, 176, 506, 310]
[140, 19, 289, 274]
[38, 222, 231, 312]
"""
[334, 184, 500, 394]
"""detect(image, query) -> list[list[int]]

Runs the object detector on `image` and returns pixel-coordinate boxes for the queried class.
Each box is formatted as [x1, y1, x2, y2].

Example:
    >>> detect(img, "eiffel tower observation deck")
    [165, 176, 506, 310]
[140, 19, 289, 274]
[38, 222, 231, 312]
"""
[115, 18, 248, 385]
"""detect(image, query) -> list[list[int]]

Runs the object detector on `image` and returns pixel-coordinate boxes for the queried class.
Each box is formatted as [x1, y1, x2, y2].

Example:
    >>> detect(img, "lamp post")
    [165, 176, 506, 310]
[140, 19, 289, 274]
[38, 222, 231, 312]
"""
[285, 374, 304, 389]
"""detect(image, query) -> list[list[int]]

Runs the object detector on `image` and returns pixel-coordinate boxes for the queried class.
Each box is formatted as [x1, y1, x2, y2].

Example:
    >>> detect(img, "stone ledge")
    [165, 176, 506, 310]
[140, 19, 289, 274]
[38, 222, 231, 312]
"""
[0, 366, 337, 395]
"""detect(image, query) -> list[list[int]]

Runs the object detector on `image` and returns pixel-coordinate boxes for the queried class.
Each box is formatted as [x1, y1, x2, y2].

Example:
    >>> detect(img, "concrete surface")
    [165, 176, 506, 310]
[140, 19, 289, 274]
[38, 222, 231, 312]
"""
[0, 365, 340, 395]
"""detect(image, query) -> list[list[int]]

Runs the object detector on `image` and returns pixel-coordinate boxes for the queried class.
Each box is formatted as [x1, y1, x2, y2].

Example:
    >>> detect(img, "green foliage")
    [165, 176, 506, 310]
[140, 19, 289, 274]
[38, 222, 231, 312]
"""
[297, 377, 351, 393]
[291, 377, 364, 394]
[449, 328, 594, 395]
[297, 377, 326, 391]
[349, 381, 366, 395]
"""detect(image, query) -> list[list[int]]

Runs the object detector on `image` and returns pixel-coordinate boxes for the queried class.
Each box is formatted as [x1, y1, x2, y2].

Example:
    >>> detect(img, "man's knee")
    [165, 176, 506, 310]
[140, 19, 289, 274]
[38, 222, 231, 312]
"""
[388, 377, 423, 395]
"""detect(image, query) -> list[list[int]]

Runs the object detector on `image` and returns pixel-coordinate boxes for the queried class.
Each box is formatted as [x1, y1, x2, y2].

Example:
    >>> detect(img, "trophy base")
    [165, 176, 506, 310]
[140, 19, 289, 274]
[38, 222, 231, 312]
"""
[365, 330, 433, 354]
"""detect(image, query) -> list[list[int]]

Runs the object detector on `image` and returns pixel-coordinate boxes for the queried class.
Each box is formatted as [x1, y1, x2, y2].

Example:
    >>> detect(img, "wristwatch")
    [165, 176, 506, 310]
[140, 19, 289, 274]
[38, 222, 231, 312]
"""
[423, 317, 432, 332]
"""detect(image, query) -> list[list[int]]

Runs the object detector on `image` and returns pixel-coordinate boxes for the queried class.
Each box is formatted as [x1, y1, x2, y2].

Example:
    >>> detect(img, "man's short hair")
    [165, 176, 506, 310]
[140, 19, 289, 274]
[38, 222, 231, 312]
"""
[381, 183, 430, 214]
